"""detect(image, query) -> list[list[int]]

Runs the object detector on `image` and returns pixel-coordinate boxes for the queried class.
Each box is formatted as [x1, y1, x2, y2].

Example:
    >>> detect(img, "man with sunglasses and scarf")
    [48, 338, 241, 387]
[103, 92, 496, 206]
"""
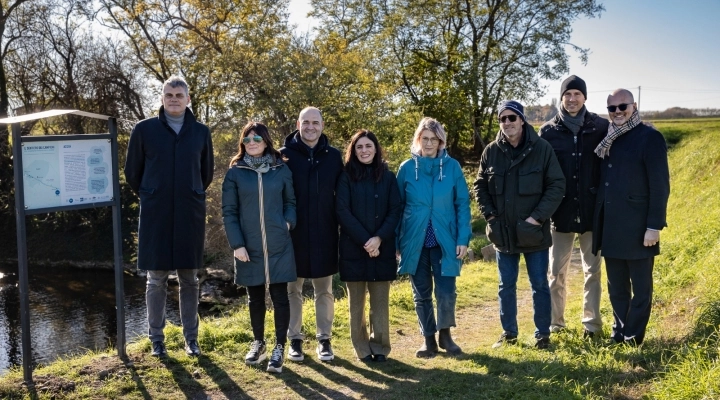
[592, 89, 669, 346]
[474, 100, 565, 349]
[539, 76, 609, 339]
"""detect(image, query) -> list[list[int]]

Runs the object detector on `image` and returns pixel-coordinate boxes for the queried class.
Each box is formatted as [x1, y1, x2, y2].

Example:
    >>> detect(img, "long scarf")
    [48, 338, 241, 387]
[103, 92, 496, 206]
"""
[242, 153, 274, 173]
[594, 109, 641, 159]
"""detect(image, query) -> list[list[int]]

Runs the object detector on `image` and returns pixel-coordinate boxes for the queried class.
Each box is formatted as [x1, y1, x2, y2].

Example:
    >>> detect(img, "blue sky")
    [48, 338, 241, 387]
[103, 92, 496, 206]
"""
[288, 0, 720, 112]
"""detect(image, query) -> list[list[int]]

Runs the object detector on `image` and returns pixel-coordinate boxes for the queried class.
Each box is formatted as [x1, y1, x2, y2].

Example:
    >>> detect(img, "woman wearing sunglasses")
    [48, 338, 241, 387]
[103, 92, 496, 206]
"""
[222, 121, 296, 373]
[336, 129, 402, 362]
[396, 117, 472, 358]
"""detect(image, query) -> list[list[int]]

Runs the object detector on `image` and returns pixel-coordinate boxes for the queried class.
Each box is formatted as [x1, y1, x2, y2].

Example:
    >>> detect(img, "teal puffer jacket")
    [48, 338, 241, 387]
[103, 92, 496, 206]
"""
[396, 149, 472, 277]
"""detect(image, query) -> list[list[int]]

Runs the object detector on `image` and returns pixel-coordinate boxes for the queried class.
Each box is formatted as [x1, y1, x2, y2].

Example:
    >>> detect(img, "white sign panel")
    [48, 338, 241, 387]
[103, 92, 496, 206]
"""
[22, 138, 114, 210]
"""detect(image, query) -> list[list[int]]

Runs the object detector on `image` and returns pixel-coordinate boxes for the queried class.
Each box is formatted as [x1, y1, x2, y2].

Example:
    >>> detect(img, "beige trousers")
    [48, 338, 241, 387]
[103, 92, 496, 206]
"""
[548, 230, 603, 332]
[346, 281, 391, 358]
[287, 275, 334, 340]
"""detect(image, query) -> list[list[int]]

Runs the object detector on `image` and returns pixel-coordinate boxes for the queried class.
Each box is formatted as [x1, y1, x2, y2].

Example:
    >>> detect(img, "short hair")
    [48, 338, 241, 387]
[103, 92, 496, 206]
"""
[163, 75, 189, 96]
[343, 129, 387, 182]
[411, 117, 447, 154]
[228, 121, 281, 167]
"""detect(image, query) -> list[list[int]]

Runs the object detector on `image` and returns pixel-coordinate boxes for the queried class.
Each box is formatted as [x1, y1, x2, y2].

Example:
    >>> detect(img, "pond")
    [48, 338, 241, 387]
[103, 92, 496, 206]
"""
[0, 263, 183, 374]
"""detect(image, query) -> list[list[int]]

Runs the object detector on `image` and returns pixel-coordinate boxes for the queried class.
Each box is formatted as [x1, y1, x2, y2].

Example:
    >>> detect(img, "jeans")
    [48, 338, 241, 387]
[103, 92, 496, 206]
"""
[146, 269, 199, 343]
[247, 283, 290, 345]
[287, 275, 334, 340]
[410, 247, 457, 337]
[548, 230, 603, 332]
[496, 250, 551, 338]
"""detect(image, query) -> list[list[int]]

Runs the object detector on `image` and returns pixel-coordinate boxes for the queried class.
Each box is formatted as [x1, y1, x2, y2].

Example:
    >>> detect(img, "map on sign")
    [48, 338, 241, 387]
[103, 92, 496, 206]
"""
[22, 138, 114, 210]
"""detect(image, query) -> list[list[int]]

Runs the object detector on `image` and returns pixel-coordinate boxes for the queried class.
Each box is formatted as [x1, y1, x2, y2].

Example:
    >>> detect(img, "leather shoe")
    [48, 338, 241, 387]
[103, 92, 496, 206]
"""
[438, 328, 462, 355]
[151, 341, 167, 357]
[373, 354, 387, 362]
[185, 339, 201, 357]
[415, 335, 439, 358]
[359, 355, 373, 362]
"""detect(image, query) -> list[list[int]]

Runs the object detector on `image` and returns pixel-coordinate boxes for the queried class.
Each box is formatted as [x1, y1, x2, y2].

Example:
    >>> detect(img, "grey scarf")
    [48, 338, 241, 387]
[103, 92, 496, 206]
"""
[594, 109, 642, 159]
[242, 153, 274, 173]
[558, 105, 586, 134]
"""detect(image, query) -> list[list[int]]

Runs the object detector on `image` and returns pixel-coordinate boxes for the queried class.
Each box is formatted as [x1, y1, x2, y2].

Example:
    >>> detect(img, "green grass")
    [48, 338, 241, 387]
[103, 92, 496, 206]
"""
[2, 118, 720, 399]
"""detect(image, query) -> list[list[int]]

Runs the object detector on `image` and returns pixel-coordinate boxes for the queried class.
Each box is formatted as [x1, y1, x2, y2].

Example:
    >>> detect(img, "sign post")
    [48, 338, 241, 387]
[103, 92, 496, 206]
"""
[2, 110, 126, 385]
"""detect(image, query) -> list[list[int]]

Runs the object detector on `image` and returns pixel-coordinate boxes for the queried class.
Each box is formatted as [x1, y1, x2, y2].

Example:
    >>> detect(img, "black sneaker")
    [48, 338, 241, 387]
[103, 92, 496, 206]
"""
[185, 339, 201, 357]
[245, 340, 267, 365]
[288, 339, 304, 362]
[151, 341, 167, 357]
[267, 344, 284, 373]
[316, 339, 334, 361]
[491, 332, 517, 349]
[583, 329, 595, 339]
[535, 336, 550, 349]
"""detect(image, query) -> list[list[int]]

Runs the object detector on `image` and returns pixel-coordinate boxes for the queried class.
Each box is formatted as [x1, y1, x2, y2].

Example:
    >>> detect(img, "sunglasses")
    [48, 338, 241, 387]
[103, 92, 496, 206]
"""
[499, 115, 518, 123]
[606, 103, 632, 113]
[242, 135, 264, 144]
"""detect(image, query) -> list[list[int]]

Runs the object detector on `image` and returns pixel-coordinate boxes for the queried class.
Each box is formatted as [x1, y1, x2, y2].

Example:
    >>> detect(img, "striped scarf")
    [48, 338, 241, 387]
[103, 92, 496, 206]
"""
[594, 110, 641, 159]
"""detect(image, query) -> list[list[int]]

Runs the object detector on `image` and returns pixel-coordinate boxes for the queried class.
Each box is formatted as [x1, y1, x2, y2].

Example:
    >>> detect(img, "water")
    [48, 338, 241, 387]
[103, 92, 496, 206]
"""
[0, 263, 182, 374]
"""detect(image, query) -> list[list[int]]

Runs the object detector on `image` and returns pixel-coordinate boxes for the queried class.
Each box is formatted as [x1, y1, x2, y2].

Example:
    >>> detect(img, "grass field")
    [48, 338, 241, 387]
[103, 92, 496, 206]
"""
[1, 118, 719, 399]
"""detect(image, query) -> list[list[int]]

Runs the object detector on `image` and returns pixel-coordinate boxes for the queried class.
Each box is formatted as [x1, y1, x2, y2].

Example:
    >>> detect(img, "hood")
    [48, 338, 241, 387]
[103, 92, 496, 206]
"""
[283, 129, 330, 154]
[409, 148, 450, 181]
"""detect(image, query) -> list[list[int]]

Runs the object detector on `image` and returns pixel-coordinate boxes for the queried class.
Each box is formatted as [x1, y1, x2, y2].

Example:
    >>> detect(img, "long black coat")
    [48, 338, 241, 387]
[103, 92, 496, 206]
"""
[124, 107, 214, 270]
[280, 131, 343, 278]
[336, 168, 401, 282]
[540, 111, 609, 233]
[592, 123, 670, 259]
[221, 158, 297, 286]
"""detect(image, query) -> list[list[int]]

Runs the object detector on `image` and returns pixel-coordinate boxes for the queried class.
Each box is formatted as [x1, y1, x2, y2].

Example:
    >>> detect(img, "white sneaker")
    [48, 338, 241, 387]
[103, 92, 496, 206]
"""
[267, 344, 284, 373]
[316, 339, 334, 361]
[288, 339, 304, 362]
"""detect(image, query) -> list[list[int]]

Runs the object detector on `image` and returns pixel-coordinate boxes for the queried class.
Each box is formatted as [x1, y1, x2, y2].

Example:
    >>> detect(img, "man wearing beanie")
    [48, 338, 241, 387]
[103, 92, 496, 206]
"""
[539, 75, 609, 339]
[474, 100, 565, 349]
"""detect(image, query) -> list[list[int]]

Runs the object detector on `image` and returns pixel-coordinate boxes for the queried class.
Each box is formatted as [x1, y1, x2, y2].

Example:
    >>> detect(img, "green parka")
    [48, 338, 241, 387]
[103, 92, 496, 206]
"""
[473, 125, 565, 254]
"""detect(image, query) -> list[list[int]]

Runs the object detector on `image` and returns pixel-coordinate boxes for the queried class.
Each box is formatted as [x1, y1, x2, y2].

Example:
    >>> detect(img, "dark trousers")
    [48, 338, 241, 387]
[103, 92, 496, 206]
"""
[247, 283, 290, 345]
[605, 257, 654, 344]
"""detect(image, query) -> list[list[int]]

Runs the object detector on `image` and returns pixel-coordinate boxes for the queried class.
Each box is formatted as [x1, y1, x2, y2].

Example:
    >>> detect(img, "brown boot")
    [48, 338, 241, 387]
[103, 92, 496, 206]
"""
[415, 334, 438, 358]
[438, 328, 462, 355]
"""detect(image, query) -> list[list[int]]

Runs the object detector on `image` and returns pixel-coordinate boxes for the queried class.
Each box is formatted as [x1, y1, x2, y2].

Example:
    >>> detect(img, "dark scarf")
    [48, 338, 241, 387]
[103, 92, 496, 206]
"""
[558, 105, 586, 135]
[594, 110, 642, 159]
[242, 153, 274, 173]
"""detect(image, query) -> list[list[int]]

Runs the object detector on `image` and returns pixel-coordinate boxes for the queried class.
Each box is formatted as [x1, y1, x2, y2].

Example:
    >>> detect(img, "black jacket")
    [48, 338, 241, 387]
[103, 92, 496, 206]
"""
[539, 111, 609, 233]
[474, 124, 565, 254]
[280, 131, 343, 278]
[592, 123, 670, 259]
[336, 168, 401, 282]
[124, 107, 214, 270]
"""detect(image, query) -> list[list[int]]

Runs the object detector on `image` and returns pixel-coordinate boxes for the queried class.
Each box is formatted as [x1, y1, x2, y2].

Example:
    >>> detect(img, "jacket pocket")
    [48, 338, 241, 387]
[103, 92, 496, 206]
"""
[485, 218, 505, 247]
[518, 167, 543, 195]
[486, 169, 505, 195]
[516, 219, 544, 248]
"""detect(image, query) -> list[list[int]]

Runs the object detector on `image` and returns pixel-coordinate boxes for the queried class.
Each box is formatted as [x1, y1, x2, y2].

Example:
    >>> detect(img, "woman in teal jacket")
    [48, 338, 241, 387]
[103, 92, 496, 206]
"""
[396, 117, 472, 358]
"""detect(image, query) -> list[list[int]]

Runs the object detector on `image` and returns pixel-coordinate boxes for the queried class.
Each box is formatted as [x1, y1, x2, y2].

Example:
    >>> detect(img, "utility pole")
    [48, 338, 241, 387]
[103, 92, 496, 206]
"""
[638, 86, 641, 111]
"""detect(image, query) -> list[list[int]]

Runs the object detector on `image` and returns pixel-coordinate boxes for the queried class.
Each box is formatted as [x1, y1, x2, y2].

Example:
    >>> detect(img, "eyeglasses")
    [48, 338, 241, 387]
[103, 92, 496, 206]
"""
[242, 135, 264, 144]
[164, 93, 186, 99]
[499, 115, 518, 123]
[607, 103, 632, 113]
[421, 137, 439, 144]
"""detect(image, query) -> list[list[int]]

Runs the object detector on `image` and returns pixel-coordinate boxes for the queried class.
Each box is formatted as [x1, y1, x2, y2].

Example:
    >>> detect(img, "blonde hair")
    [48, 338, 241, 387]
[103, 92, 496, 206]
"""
[411, 117, 447, 155]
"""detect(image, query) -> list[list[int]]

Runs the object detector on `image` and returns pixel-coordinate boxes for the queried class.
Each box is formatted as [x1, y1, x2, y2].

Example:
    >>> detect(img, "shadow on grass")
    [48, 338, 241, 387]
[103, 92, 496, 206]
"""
[198, 356, 249, 400]
[159, 356, 213, 399]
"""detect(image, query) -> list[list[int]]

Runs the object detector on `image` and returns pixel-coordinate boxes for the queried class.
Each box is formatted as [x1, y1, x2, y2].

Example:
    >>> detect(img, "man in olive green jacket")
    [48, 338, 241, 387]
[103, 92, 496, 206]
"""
[474, 100, 565, 349]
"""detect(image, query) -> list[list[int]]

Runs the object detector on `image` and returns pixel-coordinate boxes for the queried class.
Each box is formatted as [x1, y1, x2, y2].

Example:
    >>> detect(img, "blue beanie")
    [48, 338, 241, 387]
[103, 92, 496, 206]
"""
[498, 100, 526, 123]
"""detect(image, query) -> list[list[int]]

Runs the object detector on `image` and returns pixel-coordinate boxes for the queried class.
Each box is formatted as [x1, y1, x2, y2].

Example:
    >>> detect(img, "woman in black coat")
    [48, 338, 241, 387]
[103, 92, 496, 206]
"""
[336, 129, 402, 362]
[222, 121, 296, 373]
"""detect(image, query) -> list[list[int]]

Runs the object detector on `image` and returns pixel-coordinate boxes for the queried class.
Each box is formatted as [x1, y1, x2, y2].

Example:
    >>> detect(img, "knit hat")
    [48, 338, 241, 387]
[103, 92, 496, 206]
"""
[560, 75, 587, 99]
[497, 100, 526, 124]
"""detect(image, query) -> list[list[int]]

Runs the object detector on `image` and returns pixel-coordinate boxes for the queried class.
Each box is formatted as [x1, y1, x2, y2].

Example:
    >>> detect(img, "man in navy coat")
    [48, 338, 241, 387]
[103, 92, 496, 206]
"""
[125, 76, 214, 357]
[592, 88, 670, 346]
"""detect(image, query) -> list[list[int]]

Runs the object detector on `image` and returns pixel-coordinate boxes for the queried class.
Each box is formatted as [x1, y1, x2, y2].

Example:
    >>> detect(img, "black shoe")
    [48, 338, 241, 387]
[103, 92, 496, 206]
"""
[288, 339, 304, 362]
[373, 354, 387, 362]
[151, 341, 167, 357]
[491, 332, 517, 349]
[245, 340, 267, 365]
[535, 336, 550, 349]
[416, 335, 439, 358]
[316, 339, 334, 361]
[185, 339, 201, 357]
[583, 329, 595, 339]
[438, 328, 462, 355]
[267, 344, 284, 373]
[359, 355, 373, 362]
